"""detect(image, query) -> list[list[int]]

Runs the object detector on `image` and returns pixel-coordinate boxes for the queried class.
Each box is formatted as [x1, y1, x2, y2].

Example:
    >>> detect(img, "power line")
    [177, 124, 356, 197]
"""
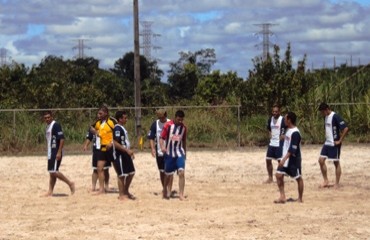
[254, 23, 278, 61]
[0, 48, 8, 66]
[72, 39, 91, 59]
[140, 21, 161, 62]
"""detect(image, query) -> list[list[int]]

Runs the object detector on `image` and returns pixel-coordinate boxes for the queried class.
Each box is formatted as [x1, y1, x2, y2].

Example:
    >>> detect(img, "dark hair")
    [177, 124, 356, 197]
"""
[99, 104, 109, 113]
[175, 110, 185, 118]
[286, 111, 297, 125]
[115, 111, 127, 120]
[43, 110, 52, 116]
[318, 102, 329, 111]
[272, 104, 280, 110]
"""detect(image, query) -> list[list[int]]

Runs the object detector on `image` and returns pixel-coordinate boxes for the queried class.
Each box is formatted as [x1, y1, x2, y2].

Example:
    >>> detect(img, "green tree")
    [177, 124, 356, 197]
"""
[195, 70, 243, 105]
[167, 48, 216, 100]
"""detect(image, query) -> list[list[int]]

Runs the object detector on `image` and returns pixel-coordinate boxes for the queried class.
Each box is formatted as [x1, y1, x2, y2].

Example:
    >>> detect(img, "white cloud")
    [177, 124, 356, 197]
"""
[0, 0, 369, 78]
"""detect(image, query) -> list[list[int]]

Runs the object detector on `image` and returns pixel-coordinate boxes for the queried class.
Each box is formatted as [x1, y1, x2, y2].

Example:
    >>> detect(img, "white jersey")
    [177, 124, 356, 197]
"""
[268, 116, 285, 147]
[282, 127, 301, 168]
[148, 118, 170, 157]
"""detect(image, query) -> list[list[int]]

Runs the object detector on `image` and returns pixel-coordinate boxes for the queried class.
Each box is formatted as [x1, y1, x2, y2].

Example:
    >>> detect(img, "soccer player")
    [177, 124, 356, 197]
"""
[274, 112, 303, 203]
[112, 111, 136, 200]
[90, 105, 116, 194]
[265, 105, 286, 183]
[159, 110, 187, 200]
[318, 102, 349, 189]
[147, 109, 174, 195]
[43, 111, 75, 196]
[83, 127, 111, 192]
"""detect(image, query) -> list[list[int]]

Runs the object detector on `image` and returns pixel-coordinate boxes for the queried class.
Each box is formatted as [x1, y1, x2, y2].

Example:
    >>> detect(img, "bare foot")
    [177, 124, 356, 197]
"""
[179, 195, 187, 201]
[319, 181, 330, 188]
[273, 198, 286, 204]
[70, 182, 75, 195]
[118, 195, 128, 201]
[41, 192, 53, 197]
[297, 198, 303, 203]
[334, 183, 340, 189]
[163, 190, 169, 199]
[263, 178, 273, 184]
[92, 190, 105, 195]
[126, 193, 136, 200]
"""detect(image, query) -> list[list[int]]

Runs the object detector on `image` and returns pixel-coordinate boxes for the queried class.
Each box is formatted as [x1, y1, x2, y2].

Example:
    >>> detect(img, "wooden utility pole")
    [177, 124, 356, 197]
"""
[133, 0, 141, 142]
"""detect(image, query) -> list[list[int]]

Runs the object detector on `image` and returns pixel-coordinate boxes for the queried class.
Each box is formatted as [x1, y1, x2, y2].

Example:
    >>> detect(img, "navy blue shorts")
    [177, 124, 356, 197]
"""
[113, 152, 135, 177]
[276, 165, 302, 179]
[266, 145, 283, 160]
[320, 145, 341, 161]
[92, 150, 111, 169]
[156, 156, 165, 172]
[48, 157, 62, 173]
[164, 155, 185, 174]
[96, 149, 114, 165]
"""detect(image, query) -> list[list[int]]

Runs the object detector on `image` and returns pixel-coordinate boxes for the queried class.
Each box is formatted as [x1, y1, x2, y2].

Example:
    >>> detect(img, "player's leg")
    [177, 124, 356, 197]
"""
[96, 159, 107, 194]
[92, 170, 98, 191]
[319, 145, 330, 187]
[103, 157, 112, 191]
[178, 170, 185, 200]
[177, 156, 186, 200]
[296, 177, 304, 202]
[45, 173, 57, 196]
[274, 166, 286, 203]
[163, 155, 175, 199]
[91, 154, 98, 191]
[104, 168, 110, 191]
[157, 156, 166, 190]
[265, 159, 273, 183]
[333, 161, 341, 188]
[55, 171, 75, 195]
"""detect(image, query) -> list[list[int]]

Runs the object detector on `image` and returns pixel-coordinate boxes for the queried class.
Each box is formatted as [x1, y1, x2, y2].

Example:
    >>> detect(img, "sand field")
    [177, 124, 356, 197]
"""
[0, 144, 369, 240]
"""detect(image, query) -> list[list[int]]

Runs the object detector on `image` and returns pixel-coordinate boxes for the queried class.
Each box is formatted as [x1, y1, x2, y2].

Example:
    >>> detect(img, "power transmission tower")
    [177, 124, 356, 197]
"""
[0, 48, 8, 66]
[140, 21, 161, 62]
[72, 39, 91, 59]
[254, 23, 278, 61]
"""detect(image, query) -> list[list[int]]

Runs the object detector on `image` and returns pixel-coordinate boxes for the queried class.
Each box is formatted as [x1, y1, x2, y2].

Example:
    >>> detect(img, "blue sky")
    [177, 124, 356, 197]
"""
[0, 0, 369, 79]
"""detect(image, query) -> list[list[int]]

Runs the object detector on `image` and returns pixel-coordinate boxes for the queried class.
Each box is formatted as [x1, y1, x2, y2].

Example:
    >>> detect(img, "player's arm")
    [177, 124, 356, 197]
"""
[335, 115, 349, 145]
[83, 139, 91, 151]
[147, 122, 157, 157]
[56, 139, 64, 161]
[159, 123, 169, 154]
[150, 139, 156, 157]
[183, 127, 187, 154]
[112, 140, 134, 157]
[336, 126, 349, 145]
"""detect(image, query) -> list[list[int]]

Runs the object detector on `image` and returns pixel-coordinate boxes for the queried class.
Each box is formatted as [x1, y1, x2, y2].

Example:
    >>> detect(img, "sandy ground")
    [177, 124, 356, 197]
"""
[0, 145, 369, 240]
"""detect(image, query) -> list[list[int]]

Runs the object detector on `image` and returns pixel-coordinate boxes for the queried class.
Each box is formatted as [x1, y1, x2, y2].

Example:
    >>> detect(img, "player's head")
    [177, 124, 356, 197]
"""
[115, 110, 128, 124]
[272, 105, 281, 119]
[318, 102, 330, 116]
[43, 110, 53, 124]
[174, 110, 185, 125]
[285, 111, 297, 126]
[156, 109, 167, 123]
[97, 104, 109, 120]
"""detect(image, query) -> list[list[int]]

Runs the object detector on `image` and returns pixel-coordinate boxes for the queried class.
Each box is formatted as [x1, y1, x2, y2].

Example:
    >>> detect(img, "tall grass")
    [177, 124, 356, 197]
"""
[0, 102, 369, 155]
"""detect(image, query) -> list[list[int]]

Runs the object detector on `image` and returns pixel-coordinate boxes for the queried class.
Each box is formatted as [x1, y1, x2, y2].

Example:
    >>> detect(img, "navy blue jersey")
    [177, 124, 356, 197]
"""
[324, 112, 347, 146]
[282, 127, 301, 169]
[46, 121, 64, 159]
[113, 124, 130, 153]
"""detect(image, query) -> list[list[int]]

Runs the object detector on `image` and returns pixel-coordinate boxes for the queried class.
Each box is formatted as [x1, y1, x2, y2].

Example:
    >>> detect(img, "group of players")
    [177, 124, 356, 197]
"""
[42, 106, 187, 201]
[42, 102, 348, 203]
[265, 103, 349, 203]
